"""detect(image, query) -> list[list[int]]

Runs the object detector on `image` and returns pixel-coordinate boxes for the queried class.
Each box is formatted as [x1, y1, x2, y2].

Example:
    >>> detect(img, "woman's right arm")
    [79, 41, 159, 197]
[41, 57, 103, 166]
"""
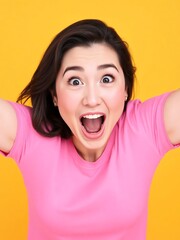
[0, 99, 17, 154]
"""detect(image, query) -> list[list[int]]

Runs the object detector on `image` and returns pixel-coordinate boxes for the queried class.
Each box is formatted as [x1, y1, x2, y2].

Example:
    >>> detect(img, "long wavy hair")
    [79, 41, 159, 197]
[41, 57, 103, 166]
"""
[17, 19, 136, 138]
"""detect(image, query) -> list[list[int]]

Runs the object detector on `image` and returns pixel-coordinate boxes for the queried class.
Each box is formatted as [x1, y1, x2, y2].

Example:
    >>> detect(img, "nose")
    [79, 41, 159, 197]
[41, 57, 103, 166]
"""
[82, 84, 101, 107]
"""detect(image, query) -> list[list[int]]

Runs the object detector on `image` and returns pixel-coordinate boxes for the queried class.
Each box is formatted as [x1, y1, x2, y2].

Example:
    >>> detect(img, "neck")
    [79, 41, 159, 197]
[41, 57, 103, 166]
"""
[76, 148, 101, 162]
[72, 137, 105, 162]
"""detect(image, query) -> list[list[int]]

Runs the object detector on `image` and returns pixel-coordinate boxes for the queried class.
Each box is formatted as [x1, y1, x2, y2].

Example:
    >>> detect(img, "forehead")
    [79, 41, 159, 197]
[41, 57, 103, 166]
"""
[61, 43, 120, 66]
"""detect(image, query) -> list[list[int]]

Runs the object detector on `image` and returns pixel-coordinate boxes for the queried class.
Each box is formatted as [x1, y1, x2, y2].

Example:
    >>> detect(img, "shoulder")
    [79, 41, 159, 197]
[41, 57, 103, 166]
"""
[124, 92, 172, 124]
[8, 101, 32, 119]
[8, 101, 33, 130]
[0, 100, 32, 154]
[118, 92, 176, 155]
[126, 92, 171, 113]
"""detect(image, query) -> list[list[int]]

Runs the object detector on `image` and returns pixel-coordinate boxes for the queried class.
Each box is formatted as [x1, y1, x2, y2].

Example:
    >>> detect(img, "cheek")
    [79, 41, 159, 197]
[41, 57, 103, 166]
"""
[56, 90, 78, 119]
[106, 87, 126, 111]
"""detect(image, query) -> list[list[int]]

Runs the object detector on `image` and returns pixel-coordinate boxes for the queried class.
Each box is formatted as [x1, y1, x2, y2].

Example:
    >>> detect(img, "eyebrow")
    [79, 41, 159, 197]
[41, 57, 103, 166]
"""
[63, 66, 83, 76]
[63, 63, 119, 76]
[97, 64, 119, 72]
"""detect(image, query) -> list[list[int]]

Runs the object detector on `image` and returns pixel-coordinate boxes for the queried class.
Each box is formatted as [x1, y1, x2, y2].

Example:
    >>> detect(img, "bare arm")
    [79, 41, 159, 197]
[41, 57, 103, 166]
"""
[0, 99, 17, 153]
[164, 89, 180, 145]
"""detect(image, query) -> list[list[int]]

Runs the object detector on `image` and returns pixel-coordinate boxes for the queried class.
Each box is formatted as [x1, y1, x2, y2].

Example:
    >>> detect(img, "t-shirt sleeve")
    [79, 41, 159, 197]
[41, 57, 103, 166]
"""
[0, 101, 33, 165]
[124, 92, 179, 157]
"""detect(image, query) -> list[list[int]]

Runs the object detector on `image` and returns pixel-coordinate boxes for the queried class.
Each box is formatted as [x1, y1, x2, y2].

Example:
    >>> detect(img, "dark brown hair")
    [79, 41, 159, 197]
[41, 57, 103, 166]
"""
[17, 19, 136, 138]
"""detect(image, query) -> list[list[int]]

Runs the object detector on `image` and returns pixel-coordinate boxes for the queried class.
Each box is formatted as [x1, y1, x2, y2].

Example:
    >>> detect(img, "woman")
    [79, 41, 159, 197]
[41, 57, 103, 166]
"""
[0, 19, 179, 239]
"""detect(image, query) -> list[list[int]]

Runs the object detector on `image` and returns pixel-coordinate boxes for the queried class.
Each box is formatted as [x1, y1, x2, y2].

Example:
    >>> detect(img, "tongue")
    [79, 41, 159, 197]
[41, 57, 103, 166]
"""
[82, 117, 102, 133]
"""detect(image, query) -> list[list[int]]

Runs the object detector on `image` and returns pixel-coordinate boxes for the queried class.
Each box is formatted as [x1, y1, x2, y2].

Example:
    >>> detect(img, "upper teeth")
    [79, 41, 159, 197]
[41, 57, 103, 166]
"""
[83, 114, 103, 119]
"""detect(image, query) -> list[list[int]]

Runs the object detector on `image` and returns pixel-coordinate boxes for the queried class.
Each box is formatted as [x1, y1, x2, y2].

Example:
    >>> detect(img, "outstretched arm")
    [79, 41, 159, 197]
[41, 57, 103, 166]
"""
[0, 99, 17, 153]
[164, 89, 180, 145]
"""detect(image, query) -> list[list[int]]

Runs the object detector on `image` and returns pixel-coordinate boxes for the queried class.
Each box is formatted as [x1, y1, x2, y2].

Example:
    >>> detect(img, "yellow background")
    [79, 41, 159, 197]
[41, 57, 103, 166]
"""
[0, 0, 180, 239]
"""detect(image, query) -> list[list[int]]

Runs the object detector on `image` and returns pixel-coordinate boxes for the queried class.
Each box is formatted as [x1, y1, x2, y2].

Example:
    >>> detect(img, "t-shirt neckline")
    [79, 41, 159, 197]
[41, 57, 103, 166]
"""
[68, 126, 116, 169]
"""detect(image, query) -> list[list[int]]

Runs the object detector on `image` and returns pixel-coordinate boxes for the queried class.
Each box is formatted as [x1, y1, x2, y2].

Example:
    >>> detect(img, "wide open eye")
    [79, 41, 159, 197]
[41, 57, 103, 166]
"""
[68, 77, 83, 86]
[101, 75, 114, 84]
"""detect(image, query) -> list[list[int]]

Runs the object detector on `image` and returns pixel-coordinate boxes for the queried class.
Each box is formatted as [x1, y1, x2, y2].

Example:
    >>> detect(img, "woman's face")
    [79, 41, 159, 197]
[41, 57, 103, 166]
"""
[54, 43, 127, 160]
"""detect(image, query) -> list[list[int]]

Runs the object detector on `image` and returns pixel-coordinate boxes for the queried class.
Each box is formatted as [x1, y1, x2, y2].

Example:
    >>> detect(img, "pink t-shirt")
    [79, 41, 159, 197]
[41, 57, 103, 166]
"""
[1, 93, 178, 239]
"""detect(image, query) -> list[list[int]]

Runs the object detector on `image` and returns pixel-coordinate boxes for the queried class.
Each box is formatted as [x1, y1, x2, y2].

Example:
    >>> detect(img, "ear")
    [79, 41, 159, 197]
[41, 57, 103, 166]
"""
[50, 90, 58, 106]
[125, 87, 128, 101]
[53, 96, 58, 106]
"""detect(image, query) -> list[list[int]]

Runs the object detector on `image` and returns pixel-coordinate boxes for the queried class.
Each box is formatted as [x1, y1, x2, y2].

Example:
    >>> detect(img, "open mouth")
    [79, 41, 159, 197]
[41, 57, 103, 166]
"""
[80, 114, 105, 134]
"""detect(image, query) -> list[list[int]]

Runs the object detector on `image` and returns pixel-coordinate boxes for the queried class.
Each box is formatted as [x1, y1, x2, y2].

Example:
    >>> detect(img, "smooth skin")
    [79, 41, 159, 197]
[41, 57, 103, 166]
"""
[0, 43, 180, 161]
[54, 43, 127, 161]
